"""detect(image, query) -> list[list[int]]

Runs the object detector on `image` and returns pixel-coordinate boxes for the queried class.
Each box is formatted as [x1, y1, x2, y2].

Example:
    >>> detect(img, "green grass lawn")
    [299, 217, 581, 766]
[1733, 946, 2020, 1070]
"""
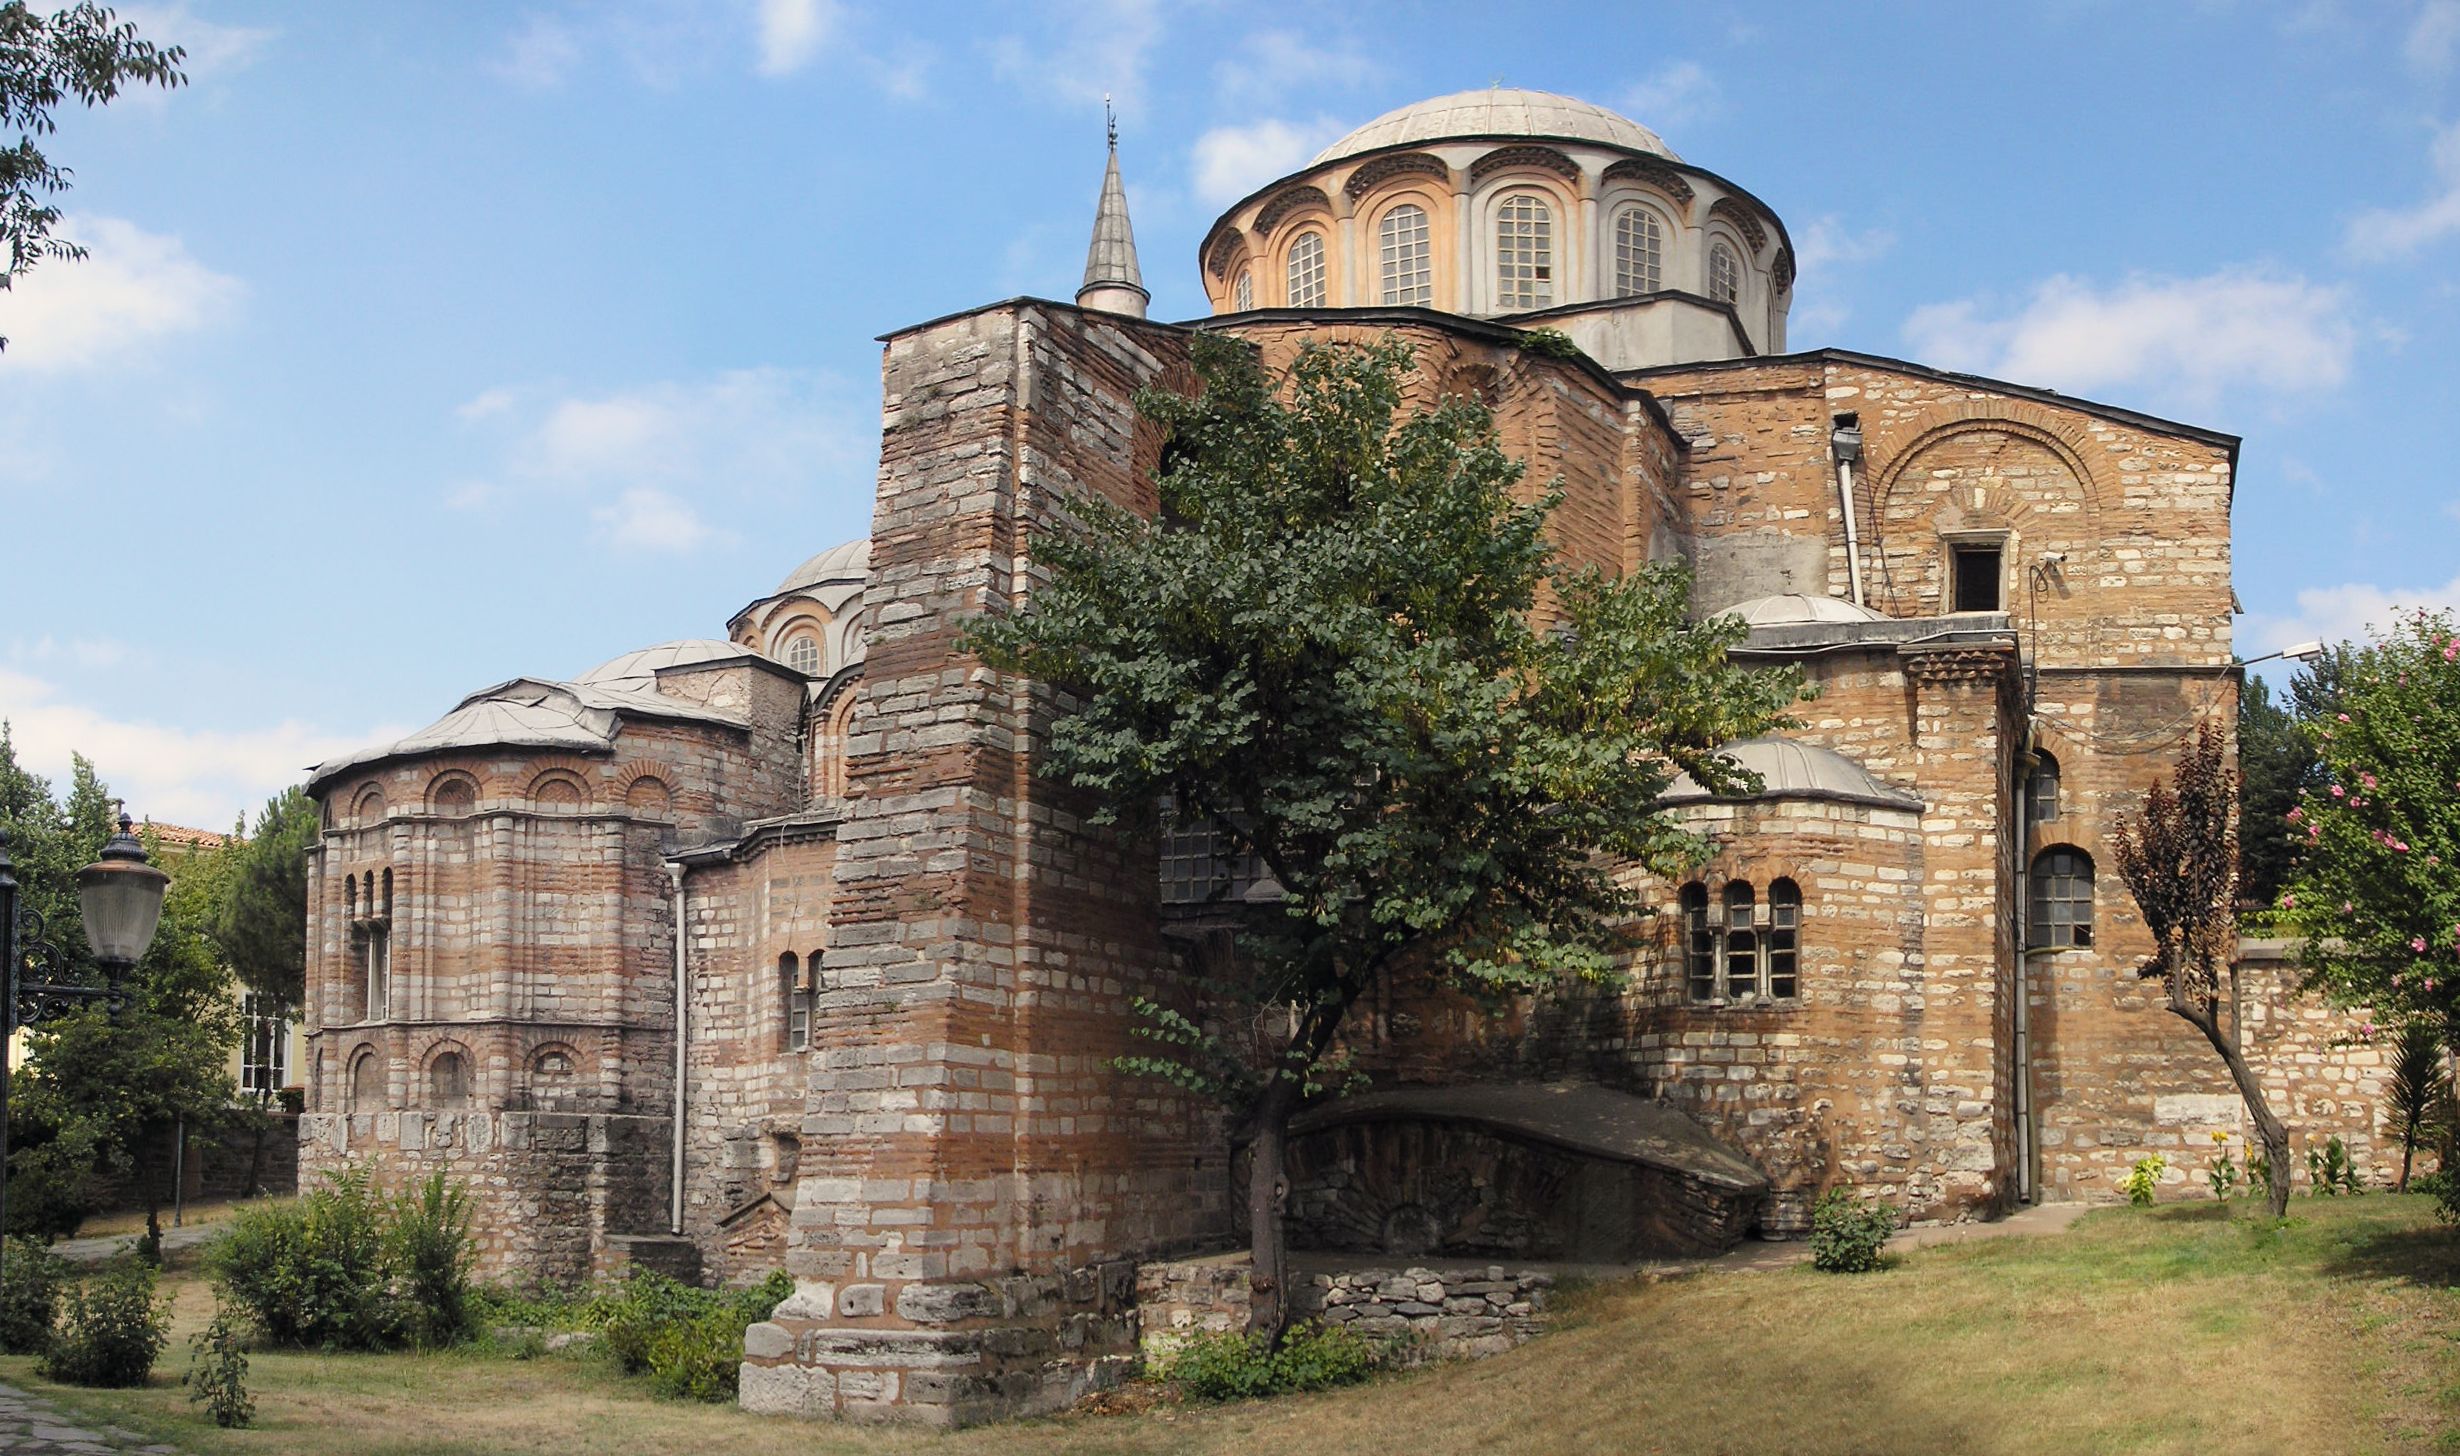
[7, 1195, 2459, 1455]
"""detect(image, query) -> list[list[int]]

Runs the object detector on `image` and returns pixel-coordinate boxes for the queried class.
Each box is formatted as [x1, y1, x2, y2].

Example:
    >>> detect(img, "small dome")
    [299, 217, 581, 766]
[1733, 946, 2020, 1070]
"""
[776, 539, 870, 596]
[1662, 736, 1923, 812]
[1313, 88, 1679, 167]
[1722, 594, 1889, 627]
[577, 639, 758, 687]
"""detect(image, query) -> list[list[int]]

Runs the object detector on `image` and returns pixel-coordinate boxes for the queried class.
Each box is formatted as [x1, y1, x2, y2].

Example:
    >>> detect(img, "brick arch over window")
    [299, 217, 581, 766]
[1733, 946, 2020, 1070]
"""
[1865, 415, 2106, 627]
[423, 1041, 475, 1110]
[526, 1041, 580, 1107]
[351, 783, 387, 827]
[528, 770, 588, 814]
[428, 771, 478, 818]
[347, 1044, 384, 1112]
[810, 683, 862, 799]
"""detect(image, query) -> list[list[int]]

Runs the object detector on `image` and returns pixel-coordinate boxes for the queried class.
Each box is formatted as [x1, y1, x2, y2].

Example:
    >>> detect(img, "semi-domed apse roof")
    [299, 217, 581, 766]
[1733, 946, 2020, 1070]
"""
[1721, 594, 1890, 627]
[577, 639, 764, 689]
[1312, 88, 1679, 167]
[1661, 736, 1923, 812]
[776, 539, 870, 597]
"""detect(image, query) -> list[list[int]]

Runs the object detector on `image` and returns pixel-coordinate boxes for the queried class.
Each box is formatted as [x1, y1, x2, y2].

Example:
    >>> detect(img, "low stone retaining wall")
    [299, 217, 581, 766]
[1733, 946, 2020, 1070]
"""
[1136, 1253, 1552, 1364]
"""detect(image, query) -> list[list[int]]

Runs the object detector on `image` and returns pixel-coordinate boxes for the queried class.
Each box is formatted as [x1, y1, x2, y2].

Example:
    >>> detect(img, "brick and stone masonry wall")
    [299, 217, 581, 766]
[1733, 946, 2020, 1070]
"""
[1136, 1254, 1552, 1365]
[743, 302, 1224, 1426]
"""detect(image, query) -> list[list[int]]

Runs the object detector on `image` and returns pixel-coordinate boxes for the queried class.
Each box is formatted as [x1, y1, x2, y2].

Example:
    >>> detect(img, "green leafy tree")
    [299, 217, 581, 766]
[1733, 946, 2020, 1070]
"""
[1, 2, 185, 349]
[2113, 722, 2294, 1215]
[969, 335, 1803, 1340]
[2238, 675, 2312, 912]
[2382, 1022, 2453, 1193]
[211, 786, 314, 1011]
[2284, 610, 2460, 1051]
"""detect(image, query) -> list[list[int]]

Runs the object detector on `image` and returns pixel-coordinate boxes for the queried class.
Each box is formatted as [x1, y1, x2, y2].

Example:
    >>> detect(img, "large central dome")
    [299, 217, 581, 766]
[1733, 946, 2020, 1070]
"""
[1311, 87, 1679, 167]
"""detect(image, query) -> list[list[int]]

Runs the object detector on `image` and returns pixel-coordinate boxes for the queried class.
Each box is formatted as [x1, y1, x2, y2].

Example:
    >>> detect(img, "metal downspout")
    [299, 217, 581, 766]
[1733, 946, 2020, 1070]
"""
[1832, 414, 1868, 607]
[667, 861, 687, 1237]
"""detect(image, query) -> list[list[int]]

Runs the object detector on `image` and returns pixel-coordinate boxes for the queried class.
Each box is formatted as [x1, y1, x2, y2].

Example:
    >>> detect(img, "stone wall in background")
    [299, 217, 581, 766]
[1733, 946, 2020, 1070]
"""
[1135, 1253, 1553, 1365]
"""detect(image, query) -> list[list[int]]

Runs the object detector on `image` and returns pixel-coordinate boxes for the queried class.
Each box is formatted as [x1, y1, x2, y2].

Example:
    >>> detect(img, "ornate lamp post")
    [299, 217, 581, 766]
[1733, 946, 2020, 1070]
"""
[0, 813, 170, 1270]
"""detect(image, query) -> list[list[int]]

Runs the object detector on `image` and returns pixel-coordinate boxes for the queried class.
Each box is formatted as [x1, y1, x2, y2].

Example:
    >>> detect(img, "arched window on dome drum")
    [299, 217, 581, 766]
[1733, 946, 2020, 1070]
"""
[1494, 195, 1554, 310]
[2029, 846, 2094, 949]
[1378, 205, 1432, 306]
[1709, 240, 1742, 305]
[1681, 883, 1714, 1003]
[1613, 206, 1662, 296]
[1233, 270, 1253, 311]
[1286, 232, 1326, 308]
[1722, 882, 1757, 1001]
[1768, 879, 1801, 999]
[2028, 751, 2061, 823]
[782, 633, 821, 676]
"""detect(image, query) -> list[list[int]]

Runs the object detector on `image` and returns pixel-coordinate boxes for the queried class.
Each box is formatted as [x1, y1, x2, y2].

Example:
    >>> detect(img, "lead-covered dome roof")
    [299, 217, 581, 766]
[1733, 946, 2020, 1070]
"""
[1312, 88, 1679, 167]
[1661, 736, 1923, 812]
[577, 639, 761, 688]
[776, 539, 870, 596]
[1723, 594, 1890, 627]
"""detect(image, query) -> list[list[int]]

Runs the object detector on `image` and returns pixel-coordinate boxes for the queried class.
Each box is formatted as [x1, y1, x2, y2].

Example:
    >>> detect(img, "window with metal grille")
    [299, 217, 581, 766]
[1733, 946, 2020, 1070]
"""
[1159, 807, 1266, 906]
[1613, 206, 1662, 296]
[2029, 846, 2095, 948]
[2028, 751, 2061, 823]
[1379, 205, 1432, 305]
[1768, 879, 1801, 999]
[1709, 240, 1741, 304]
[1494, 195, 1554, 310]
[1286, 231, 1326, 307]
[1682, 883, 1716, 1003]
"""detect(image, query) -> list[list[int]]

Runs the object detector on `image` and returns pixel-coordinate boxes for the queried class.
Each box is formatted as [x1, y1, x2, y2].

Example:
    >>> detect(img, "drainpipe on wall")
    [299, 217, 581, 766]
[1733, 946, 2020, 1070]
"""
[1832, 413, 1867, 608]
[666, 861, 687, 1237]
[2012, 728, 2037, 1205]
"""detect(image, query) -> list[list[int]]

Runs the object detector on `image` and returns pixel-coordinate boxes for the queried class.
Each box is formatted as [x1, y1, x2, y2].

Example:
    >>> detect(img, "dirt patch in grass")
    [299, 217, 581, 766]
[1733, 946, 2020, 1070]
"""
[4, 1197, 2457, 1455]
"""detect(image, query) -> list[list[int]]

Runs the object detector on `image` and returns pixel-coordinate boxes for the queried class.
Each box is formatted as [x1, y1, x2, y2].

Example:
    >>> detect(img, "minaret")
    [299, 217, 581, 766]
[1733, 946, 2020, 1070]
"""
[1075, 99, 1148, 319]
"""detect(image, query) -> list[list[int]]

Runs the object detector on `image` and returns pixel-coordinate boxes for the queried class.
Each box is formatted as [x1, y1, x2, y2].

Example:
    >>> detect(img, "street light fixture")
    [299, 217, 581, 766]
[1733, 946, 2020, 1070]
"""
[0, 811, 170, 1271]
[2242, 641, 2326, 670]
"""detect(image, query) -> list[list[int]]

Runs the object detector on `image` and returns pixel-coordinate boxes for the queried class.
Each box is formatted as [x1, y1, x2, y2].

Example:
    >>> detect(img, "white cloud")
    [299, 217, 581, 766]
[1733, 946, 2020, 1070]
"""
[1618, 60, 1718, 132]
[988, 0, 1162, 112]
[754, 0, 838, 76]
[495, 14, 583, 88]
[1901, 268, 2357, 409]
[1793, 216, 1896, 276]
[1213, 31, 1381, 107]
[0, 215, 242, 372]
[119, 3, 274, 81]
[2410, 0, 2460, 70]
[0, 668, 401, 830]
[456, 367, 870, 554]
[591, 487, 728, 553]
[2243, 574, 2460, 662]
[1191, 117, 1346, 208]
[2343, 120, 2460, 260]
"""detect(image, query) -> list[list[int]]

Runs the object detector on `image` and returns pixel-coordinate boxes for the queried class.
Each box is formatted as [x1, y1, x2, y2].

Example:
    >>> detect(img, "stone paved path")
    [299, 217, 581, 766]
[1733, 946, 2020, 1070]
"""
[0, 1381, 183, 1455]
[49, 1221, 225, 1266]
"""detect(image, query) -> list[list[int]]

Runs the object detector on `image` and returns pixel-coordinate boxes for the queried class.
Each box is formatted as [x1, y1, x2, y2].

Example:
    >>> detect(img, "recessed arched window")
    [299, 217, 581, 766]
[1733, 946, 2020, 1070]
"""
[781, 952, 813, 1052]
[1709, 240, 1742, 305]
[1233, 269, 1253, 311]
[528, 1044, 577, 1107]
[1613, 206, 1663, 296]
[427, 1049, 471, 1110]
[1768, 879, 1801, 999]
[1681, 883, 1715, 1003]
[1286, 231, 1326, 308]
[1494, 195, 1554, 310]
[348, 1048, 383, 1112]
[1378, 204, 1432, 306]
[2028, 751, 2061, 824]
[429, 774, 477, 818]
[2029, 846, 2095, 949]
[531, 775, 583, 814]
[781, 633, 821, 676]
[1722, 882, 1758, 1001]
[352, 784, 386, 827]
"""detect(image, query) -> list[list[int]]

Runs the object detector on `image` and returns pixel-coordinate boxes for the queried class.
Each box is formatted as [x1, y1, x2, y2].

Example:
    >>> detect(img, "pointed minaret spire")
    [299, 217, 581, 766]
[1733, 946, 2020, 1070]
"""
[1076, 95, 1149, 318]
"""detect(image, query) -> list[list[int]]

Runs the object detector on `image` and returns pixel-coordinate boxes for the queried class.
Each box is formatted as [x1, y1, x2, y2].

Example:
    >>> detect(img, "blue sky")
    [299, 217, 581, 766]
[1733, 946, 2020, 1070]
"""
[4, 0, 2458, 827]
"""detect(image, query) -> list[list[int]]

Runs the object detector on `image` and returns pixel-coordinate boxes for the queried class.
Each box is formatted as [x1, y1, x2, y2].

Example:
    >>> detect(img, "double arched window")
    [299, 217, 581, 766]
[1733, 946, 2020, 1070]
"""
[1286, 232, 1327, 308]
[1681, 878, 1802, 1003]
[1493, 195, 1554, 310]
[1378, 205, 1432, 306]
[1708, 240, 1742, 305]
[1613, 206, 1663, 296]
[2029, 847, 2094, 949]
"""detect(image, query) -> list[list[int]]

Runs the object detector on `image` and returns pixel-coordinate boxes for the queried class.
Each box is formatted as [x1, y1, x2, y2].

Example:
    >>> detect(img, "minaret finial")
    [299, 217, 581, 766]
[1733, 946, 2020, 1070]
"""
[1077, 100, 1147, 319]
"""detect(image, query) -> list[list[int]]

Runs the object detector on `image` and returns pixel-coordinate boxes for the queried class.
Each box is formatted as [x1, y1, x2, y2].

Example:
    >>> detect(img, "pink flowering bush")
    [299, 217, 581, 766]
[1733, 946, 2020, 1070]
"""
[2286, 608, 2460, 1033]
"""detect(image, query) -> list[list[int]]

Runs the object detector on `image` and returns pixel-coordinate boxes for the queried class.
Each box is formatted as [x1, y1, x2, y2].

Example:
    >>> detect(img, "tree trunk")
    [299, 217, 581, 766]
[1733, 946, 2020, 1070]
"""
[2186, 1008, 2293, 1217]
[1243, 1072, 1304, 1347]
[2401, 1135, 2416, 1195]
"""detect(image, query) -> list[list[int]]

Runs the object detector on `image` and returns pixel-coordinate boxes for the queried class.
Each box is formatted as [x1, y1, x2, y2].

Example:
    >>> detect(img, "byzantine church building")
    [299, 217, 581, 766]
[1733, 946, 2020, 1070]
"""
[294, 89, 2384, 1424]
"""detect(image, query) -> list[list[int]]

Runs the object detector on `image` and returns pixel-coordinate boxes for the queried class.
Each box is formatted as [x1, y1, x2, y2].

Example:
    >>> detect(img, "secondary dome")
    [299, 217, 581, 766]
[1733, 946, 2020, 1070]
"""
[578, 639, 759, 688]
[1723, 594, 1889, 627]
[1312, 88, 1679, 167]
[1661, 736, 1923, 812]
[776, 539, 870, 596]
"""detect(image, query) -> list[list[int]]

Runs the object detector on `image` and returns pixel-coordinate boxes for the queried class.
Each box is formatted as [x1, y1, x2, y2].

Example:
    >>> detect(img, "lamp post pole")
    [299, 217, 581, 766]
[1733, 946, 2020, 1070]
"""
[0, 813, 168, 1282]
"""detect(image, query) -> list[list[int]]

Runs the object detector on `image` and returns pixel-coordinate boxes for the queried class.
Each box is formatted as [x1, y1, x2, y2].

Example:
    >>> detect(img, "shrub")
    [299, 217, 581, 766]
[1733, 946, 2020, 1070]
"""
[41, 1262, 168, 1387]
[2306, 1136, 2364, 1196]
[0, 1236, 68, 1354]
[1810, 1189, 1897, 1273]
[2123, 1154, 2167, 1206]
[645, 1307, 748, 1401]
[388, 1172, 476, 1349]
[184, 1312, 254, 1428]
[2414, 1167, 2460, 1225]
[1156, 1321, 1384, 1401]
[597, 1267, 793, 1399]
